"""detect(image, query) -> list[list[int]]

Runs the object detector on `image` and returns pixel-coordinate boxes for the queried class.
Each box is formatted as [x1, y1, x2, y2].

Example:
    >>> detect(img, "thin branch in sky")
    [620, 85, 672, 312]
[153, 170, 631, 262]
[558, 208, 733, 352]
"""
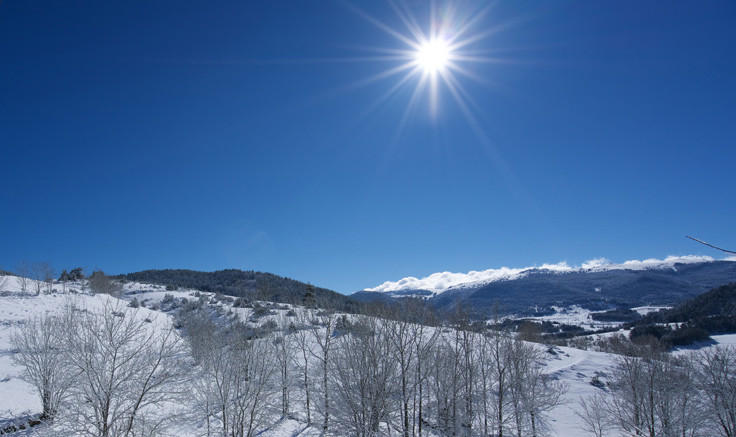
[686, 236, 736, 255]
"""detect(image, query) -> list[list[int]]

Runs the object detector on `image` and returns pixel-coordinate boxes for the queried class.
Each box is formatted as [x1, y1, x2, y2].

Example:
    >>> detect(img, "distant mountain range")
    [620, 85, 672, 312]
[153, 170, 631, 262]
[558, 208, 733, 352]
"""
[353, 256, 736, 316]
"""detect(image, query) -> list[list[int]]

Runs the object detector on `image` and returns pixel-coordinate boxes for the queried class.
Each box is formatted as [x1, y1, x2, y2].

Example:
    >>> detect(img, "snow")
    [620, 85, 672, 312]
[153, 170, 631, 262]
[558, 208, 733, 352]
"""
[521, 305, 615, 329]
[0, 273, 732, 436]
[0, 275, 327, 436]
[543, 346, 618, 436]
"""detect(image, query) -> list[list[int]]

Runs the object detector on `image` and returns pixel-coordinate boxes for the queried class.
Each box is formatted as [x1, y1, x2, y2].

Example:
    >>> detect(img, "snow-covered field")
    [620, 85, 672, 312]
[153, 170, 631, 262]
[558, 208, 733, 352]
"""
[0, 274, 729, 436]
[516, 304, 669, 332]
[0, 276, 322, 436]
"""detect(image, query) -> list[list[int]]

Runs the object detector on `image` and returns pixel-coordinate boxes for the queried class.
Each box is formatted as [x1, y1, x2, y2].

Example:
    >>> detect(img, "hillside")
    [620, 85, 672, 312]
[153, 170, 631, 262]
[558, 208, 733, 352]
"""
[3, 273, 736, 436]
[633, 282, 736, 340]
[649, 282, 736, 322]
[118, 269, 360, 312]
[0, 274, 623, 436]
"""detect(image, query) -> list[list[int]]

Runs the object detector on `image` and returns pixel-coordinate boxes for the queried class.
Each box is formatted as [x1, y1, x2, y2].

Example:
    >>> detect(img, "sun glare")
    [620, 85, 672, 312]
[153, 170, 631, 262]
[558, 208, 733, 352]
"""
[415, 38, 450, 74]
[342, 2, 509, 120]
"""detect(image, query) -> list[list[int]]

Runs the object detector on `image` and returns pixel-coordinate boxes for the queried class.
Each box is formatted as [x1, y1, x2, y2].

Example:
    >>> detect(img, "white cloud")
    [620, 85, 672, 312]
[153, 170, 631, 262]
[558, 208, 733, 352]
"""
[365, 255, 727, 294]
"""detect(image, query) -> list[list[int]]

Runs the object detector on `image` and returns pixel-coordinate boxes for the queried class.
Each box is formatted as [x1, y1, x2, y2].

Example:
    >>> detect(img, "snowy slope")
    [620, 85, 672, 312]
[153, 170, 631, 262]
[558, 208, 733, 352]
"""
[0, 276, 323, 437]
[0, 274, 615, 436]
[1, 273, 731, 436]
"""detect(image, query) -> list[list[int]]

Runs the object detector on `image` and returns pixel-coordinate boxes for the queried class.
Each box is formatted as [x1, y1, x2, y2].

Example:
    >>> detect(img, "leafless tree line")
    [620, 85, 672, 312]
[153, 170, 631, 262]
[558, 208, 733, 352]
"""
[11, 300, 188, 436]
[7, 262, 121, 296]
[18, 292, 736, 437]
[181, 301, 566, 437]
[13, 294, 569, 436]
[12, 260, 55, 295]
[578, 344, 736, 437]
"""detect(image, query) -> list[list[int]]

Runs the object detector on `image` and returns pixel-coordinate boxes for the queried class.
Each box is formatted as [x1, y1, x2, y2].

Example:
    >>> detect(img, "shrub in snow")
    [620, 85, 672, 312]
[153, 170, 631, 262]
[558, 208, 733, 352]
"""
[87, 270, 122, 296]
[252, 303, 272, 318]
[261, 319, 278, 331]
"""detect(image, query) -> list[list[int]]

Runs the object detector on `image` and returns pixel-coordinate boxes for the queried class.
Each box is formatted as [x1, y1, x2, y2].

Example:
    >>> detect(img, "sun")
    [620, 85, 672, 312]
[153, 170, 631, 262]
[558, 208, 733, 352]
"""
[415, 38, 451, 74]
[341, 1, 510, 120]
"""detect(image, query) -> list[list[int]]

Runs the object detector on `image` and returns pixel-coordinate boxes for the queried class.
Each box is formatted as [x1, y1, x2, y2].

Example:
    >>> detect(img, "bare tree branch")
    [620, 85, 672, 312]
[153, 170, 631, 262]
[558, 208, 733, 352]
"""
[686, 236, 736, 255]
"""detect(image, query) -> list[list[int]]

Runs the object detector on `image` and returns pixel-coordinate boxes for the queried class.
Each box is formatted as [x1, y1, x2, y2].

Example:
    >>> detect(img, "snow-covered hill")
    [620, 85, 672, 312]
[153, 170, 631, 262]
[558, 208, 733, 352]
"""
[354, 256, 736, 315]
[2, 273, 734, 436]
[365, 255, 722, 295]
[0, 275, 322, 436]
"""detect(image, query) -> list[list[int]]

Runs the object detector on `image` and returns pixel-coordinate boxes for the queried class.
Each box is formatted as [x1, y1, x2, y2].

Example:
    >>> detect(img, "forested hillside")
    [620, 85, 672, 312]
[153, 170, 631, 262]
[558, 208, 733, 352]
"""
[631, 282, 736, 344]
[118, 269, 360, 312]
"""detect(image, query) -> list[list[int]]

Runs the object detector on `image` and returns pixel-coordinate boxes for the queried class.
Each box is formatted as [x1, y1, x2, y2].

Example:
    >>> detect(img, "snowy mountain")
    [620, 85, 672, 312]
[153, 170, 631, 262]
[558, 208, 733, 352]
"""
[3, 272, 736, 436]
[353, 256, 736, 315]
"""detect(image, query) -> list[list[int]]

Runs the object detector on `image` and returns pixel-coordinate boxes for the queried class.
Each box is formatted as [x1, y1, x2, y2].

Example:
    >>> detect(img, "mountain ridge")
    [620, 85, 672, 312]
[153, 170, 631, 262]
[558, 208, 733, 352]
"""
[354, 257, 736, 316]
[363, 255, 733, 296]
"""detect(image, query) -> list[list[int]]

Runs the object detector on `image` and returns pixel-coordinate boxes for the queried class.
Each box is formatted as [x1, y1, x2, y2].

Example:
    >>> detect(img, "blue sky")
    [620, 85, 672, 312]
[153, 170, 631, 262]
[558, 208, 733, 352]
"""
[2, 1, 735, 294]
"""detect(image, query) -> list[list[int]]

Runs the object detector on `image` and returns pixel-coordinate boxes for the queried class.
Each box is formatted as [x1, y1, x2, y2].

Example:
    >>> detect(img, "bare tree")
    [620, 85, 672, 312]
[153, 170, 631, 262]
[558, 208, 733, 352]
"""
[516, 343, 567, 437]
[31, 261, 46, 295]
[191, 365, 219, 437]
[457, 323, 478, 436]
[64, 300, 187, 437]
[507, 339, 534, 437]
[292, 311, 315, 424]
[606, 346, 697, 437]
[476, 331, 496, 437]
[428, 340, 454, 435]
[194, 329, 276, 437]
[608, 351, 646, 435]
[384, 307, 421, 437]
[656, 355, 705, 437]
[26, 261, 54, 295]
[273, 315, 295, 418]
[488, 323, 513, 436]
[177, 306, 218, 364]
[310, 311, 338, 432]
[229, 336, 277, 437]
[576, 392, 613, 437]
[59, 269, 69, 293]
[41, 261, 54, 293]
[15, 260, 31, 293]
[698, 346, 736, 437]
[330, 315, 396, 436]
[10, 313, 75, 420]
[409, 302, 440, 437]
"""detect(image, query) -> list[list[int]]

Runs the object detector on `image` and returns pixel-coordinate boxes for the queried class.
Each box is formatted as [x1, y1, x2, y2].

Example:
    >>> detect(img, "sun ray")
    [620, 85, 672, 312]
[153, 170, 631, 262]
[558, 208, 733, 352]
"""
[443, 3, 494, 45]
[342, 61, 419, 90]
[388, 0, 428, 46]
[325, 1, 542, 213]
[336, 0, 527, 130]
[341, 2, 421, 49]
[356, 66, 423, 120]
[392, 72, 429, 145]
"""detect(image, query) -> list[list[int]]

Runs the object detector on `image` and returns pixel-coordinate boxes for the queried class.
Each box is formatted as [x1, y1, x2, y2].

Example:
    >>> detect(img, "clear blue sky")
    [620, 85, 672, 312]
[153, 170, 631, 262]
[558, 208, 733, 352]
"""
[2, 1, 735, 294]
